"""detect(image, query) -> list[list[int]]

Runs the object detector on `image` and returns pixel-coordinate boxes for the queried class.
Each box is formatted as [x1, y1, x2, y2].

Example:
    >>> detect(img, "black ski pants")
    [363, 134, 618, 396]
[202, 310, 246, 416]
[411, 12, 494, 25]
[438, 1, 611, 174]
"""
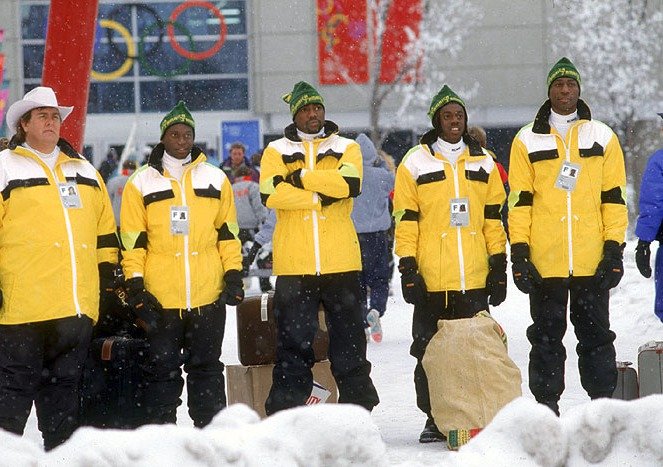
[265, 272, 380, 415]
[527, 277, 617, 404]
[410, 289, 488, 418]
[0, 315, 93, 451]
[141, 302, 226, 427]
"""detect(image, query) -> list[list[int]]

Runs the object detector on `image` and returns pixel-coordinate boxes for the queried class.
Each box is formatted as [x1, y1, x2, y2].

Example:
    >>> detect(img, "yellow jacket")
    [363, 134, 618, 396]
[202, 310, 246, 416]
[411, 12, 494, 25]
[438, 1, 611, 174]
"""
[260, 121, 362, 275]
[120, 145, 242, 309]
[394, 130, 507, 292]
[508, 100, 628, 277]
[0, 140, 118, 324]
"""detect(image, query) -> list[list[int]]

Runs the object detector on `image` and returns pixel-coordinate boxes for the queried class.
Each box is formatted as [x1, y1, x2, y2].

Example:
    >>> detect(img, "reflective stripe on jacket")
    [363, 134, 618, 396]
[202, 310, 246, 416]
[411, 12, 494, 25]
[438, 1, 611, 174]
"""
[0, 140, 118, 324]
[508, 99, 627, 278]
[120, 144, 241, 309]
[260, 121, 362, 275]
[393, 130, 507, 292]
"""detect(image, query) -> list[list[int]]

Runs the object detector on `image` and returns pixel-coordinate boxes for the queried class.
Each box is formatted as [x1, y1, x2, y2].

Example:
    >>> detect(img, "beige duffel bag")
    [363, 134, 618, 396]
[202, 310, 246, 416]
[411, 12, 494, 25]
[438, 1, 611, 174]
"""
[422, 311, 522, 448]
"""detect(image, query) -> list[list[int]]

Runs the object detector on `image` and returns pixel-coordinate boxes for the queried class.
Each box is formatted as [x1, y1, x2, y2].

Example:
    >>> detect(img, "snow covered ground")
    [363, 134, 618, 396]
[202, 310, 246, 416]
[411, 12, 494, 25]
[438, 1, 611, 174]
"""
[7, 240, 663, 466]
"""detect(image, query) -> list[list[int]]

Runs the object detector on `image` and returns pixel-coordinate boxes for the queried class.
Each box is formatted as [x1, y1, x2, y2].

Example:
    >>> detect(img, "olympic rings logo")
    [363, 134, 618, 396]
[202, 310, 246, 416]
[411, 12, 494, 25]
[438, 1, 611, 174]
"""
[91, 1, 227, 81]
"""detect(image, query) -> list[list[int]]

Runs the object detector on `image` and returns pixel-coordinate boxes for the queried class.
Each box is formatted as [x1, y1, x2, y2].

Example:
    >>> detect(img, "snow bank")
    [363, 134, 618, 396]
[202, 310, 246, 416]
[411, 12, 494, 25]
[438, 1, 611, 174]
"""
[451, 395, 663, 466]
[13, 403, 386, 467]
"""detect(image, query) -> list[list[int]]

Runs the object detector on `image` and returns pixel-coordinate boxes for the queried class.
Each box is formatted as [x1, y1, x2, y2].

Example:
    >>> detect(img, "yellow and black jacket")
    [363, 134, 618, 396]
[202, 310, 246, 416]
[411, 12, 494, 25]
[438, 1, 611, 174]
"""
[120, 144, 241, 309]
[394, 130, 507, 292]
[508, 99, 627, 278]
[260, 121, 362, 275]
[0, 139, 118, 324]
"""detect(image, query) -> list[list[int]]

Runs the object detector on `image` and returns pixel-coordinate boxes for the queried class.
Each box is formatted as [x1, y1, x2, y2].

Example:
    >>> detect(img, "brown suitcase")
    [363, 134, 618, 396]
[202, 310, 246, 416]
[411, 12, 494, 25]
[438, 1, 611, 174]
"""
[236, 292, 329, 366]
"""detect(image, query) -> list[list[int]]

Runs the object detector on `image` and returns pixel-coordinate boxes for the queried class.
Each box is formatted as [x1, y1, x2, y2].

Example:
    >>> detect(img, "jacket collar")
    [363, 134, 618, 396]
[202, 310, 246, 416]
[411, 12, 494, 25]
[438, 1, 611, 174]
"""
[283, 120, 339, 142]
[148, 142, 204, 175]
[420, 128, 484, 158]
[8, 136, 83, 160]
[532, 98, 592, 134]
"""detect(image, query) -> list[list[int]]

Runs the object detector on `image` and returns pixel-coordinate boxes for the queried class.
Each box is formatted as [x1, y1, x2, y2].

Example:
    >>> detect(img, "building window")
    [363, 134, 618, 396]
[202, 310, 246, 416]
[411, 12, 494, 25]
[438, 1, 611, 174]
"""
[20, 0, 249, 114]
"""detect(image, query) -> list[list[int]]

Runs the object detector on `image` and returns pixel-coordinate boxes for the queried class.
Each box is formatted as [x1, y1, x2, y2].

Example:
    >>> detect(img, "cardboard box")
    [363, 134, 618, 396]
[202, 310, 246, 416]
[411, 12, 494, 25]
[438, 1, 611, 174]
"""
[226, 360, 338, 418]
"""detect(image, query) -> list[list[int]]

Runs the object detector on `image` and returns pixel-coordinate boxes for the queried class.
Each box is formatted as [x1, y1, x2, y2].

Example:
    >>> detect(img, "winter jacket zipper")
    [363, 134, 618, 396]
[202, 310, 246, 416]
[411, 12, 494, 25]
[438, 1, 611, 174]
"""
[307, 140, 322, 274]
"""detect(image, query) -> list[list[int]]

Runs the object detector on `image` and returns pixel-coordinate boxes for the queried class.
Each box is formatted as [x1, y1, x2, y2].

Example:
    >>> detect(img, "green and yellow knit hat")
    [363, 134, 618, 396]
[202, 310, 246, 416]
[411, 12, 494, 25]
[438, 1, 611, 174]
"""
[160, 100, 195, 139]
[427, 84, 466, 126]
[282, 81, 325, 118]
[547, 57, 581, 92]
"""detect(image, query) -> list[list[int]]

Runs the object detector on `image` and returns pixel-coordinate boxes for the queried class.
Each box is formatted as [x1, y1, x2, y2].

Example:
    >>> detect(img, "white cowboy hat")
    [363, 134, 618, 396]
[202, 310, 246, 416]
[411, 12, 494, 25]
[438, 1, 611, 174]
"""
[5, 86, 74, 135]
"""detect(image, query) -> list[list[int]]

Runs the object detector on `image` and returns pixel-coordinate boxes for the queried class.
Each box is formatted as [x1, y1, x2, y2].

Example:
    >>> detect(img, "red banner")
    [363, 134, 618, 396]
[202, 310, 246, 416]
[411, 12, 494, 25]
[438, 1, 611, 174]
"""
[317, 0, 369, 84]
[379, 0, 421, 84]
[0, 88, 10, 127]
[0, 54, 4, 85]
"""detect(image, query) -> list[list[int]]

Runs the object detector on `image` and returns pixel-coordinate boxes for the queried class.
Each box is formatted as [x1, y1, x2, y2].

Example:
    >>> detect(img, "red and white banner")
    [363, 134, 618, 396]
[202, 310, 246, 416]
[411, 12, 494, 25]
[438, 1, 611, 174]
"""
[317, 0, 422, 85]
[317, 0, 369, 84]
[378, 0, 421, 84]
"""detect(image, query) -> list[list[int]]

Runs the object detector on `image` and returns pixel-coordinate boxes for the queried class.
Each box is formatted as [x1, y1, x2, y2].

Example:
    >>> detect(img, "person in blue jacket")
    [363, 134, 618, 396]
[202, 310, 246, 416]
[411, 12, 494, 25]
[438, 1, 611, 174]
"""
[635, 112, 663, 322]
[351, 133, 395, 343]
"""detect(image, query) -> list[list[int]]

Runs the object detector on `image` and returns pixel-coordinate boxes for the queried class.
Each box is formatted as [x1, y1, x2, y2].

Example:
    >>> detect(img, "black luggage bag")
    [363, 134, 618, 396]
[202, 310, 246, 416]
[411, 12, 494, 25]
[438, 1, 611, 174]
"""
[80, 335, 149, 429]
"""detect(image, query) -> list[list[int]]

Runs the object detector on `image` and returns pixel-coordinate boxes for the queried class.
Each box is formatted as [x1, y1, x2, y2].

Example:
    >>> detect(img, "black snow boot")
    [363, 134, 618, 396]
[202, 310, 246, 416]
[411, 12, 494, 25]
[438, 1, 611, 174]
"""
[419, 417, 446, 443]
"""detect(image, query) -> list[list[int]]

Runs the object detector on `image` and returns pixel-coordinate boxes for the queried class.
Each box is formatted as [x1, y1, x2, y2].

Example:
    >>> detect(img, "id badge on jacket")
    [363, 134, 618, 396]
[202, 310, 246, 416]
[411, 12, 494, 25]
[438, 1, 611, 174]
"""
[58, 182, 82, 208]
[450, 198, 469, 227]
[554, 162, 580, 192]
[170, 206, 189, 235]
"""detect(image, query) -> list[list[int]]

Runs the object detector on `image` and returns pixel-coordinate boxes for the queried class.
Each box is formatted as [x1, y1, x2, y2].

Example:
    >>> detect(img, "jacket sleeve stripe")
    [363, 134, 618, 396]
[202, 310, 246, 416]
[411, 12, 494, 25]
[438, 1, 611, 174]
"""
[394, 208, 419, 224]
[484, 204, 502, 220]
[508, 190, 533, 209]
[97, 232, 120, 249]
[121, 231, 147, 251]
[528, 149, 558, 163]
[2, 178, 50, 200]
[339, 163, 361, 197]
[143, 190, 175, 206]
[217, 222, 240, 241]
[194, 185, 221, 199]
[416, 170, 446, 185]
[259, 175, 284, 206]
[601, 186, 626, 205]
[579, 142, 604, 158]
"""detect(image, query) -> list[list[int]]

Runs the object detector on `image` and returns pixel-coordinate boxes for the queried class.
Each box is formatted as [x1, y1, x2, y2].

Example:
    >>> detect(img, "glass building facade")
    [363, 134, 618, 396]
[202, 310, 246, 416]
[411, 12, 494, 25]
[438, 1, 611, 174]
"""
[20, 0, 249, 114]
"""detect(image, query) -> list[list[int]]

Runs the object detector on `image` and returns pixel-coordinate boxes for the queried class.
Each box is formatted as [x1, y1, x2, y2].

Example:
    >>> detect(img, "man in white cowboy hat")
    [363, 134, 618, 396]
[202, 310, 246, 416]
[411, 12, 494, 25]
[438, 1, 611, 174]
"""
[0, 86, 119, 450]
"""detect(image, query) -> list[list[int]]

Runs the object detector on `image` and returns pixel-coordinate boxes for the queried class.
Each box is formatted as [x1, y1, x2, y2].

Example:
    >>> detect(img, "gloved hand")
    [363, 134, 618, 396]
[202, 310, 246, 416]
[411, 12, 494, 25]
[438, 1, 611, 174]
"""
[635, 239, 652, 278]
[594, 240, 625, 290]
[242, 242, 262, 276]
[285, 169, 304, 188]
[486, 253, 507, 306]
[125, 277, 162, 332]
[99, 262, 124, 313]
[511, 243, 542, 294]
[219, 269, 244, 306]
[398, 256, 427, 306]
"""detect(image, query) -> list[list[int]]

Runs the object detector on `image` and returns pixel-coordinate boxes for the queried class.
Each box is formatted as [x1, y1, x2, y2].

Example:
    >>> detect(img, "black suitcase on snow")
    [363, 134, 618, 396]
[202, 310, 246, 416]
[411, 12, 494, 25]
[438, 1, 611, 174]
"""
[80, 335, 150, 429]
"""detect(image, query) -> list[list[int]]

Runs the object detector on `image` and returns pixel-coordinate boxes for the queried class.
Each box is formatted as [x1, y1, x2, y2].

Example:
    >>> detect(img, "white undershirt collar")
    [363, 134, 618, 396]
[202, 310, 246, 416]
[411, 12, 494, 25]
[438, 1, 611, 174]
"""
[432, 137, 466, 166]
[162, 151, 192, 181]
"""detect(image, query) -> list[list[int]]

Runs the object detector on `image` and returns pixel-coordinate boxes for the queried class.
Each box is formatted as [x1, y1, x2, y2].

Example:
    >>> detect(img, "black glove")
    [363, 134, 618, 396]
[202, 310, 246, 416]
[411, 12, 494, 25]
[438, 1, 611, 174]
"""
[511, 243, 542, 294]
[99, 262, 123, 313]
[219, 269, 244, 306]
[594, 240, 625, 290]
[125, 277, 162, 331]
[242, 242, 262, 276]
[635, 239, 652, 278]
[486, 253, 507, 306]
[398, 257, 427, 306]
[285, 169, 304, 188]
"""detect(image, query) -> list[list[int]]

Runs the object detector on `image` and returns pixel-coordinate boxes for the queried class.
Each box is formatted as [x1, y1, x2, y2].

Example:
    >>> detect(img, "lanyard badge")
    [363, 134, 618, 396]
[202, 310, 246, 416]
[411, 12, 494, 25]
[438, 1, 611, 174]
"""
[555, 162, 581, 192]
[450, 198, 470, 227]
[58, 182, 82, 208]
[170, 206, 189, 235]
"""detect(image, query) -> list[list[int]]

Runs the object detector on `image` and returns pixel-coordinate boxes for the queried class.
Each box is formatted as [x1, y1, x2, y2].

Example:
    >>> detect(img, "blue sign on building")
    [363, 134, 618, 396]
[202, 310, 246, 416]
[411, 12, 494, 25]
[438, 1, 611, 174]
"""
[221, 120, 261, 161]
